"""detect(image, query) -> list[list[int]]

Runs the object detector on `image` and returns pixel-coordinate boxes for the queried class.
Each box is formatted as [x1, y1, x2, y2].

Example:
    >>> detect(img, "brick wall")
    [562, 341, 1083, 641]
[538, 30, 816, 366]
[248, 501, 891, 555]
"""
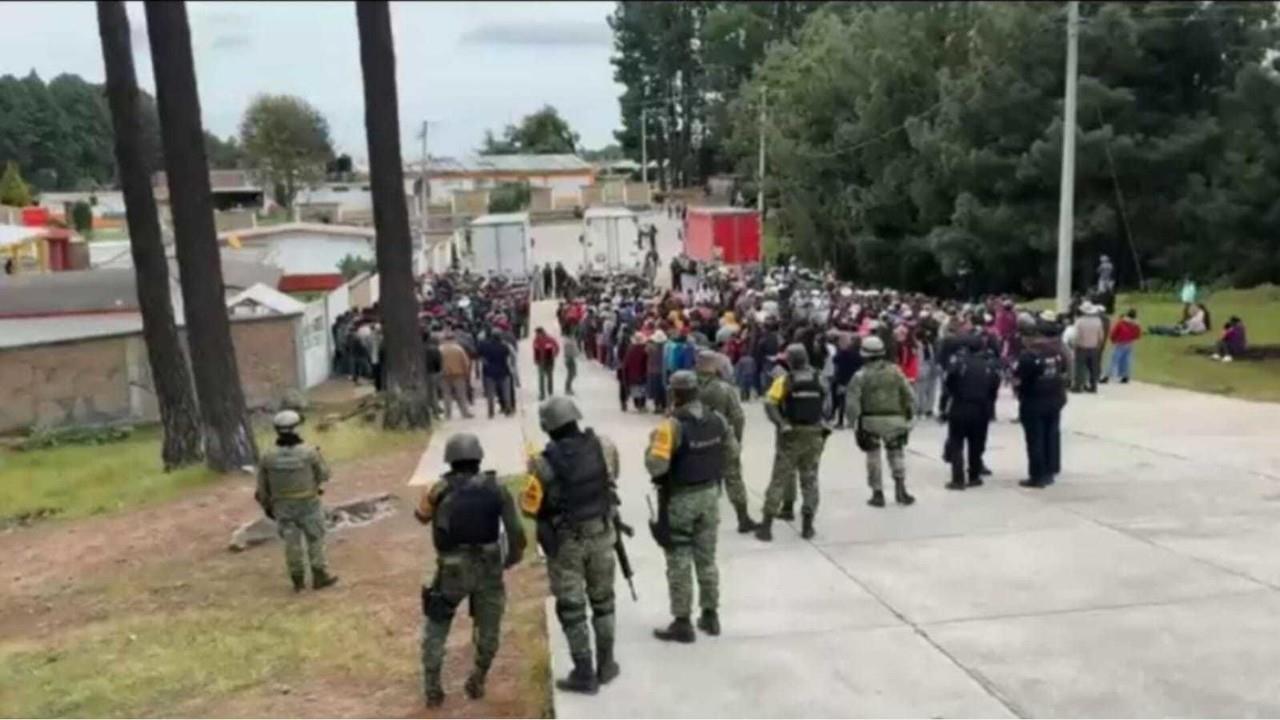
[0, 336, 131, 431]
[0, 316, 300, 434]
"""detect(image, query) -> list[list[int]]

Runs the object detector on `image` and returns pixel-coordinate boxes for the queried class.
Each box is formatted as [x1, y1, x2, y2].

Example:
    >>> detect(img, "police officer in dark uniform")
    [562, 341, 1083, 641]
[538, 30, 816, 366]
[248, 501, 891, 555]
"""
[942, 335, 1001, 490]
[416, 433, 526, 707]
[1014, 312, 1070, 489]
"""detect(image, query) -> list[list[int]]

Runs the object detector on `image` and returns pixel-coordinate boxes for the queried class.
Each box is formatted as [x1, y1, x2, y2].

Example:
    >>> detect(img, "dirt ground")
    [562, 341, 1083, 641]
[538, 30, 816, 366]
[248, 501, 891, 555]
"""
[0, 437, 551, 718]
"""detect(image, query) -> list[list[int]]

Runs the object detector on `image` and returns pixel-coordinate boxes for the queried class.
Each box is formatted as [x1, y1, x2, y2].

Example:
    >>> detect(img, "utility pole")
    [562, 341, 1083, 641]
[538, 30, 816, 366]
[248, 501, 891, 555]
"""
[757, 86, 767, 217]
[1055, 0, 1080, 313]
[418, 120, 429, 237]
[641, 107, 648, 187]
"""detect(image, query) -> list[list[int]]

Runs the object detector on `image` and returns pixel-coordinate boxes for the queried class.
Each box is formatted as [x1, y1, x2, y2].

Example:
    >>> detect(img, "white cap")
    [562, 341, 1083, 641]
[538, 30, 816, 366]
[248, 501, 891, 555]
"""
[273, 410, 303, 431]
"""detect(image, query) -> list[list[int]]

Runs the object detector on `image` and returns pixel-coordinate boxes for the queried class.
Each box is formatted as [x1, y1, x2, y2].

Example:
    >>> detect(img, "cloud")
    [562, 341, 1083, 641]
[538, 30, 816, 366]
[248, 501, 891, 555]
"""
[460, 20, 609, 48]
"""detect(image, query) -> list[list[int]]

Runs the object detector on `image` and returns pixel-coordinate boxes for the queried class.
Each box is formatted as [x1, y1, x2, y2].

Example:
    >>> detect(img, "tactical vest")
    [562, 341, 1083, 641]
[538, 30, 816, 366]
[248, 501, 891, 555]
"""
[263, 446, 318, 500]
[954, 354, 995, 404]
[434, 470, 504, 552]
[859, 362, 905, 416]
[542, 430, 611, 524]
[782, 371, 824, 425]
[669, 410, 725, 489]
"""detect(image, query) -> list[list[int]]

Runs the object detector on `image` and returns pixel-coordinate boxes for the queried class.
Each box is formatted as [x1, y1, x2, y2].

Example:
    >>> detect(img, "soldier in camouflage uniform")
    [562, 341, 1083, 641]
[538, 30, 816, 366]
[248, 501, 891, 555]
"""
[526, 397, 623, 695]
[415, 433, 525, 707]
[695, 350, 758, 533]
[255, 410, 337, 592]
[846, 336, 917, 507]
[646, 370, 739, 643]
[757, 344, 829, 541]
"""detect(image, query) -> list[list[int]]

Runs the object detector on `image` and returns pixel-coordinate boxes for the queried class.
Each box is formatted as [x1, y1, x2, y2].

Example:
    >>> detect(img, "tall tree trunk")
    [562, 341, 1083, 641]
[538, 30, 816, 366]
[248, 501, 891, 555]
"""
[96, 0, 203, 470]
[355, 0, 431, 429]
[145, 0, 258, 471]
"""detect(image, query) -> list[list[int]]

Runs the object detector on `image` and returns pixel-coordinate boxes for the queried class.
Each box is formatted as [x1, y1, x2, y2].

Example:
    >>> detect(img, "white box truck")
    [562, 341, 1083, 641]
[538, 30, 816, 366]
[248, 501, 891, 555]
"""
[463, 212, 532, 279]
[581, 206, 642, 275]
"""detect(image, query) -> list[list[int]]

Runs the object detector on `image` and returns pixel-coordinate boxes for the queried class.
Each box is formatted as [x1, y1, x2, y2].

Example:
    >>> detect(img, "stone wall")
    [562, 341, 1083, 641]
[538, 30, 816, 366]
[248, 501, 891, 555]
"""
[0, 316, 300, 434]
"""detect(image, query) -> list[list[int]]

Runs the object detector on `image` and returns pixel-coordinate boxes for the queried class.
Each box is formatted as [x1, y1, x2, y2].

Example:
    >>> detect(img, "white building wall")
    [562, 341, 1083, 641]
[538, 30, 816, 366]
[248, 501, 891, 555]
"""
[258, 233, 374, 276]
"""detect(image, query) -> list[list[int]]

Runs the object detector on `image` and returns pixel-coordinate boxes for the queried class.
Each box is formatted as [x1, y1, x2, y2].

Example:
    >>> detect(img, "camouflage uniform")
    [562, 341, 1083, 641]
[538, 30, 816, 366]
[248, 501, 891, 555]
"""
[760, 353, 828, 530]
[416, 467, 525, 704]
[846, 356, 916, 502]
[528, 433, 622, 666]
[695, 356, 758, 532]
[255, 442, 331, 587]
[646, 397, 738, 632]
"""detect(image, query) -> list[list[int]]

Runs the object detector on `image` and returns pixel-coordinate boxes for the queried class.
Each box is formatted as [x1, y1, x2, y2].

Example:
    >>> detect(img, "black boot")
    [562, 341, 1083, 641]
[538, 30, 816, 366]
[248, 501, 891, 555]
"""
[696, 609, 721, 636]
[734, 503, 758, 534]
[754, 513, 773, 542]
[777, 502, 795, 521]
[800, 512, 815, 540]
[555, 653, 599, 694]
[290, 572, 306, 593]
[464, 666, 488, 700]
[424, 678, 444, 708]
[596, 640, 620, 685]
[654, 616, 696, 643]
[894, 481, 915, 506]
[311, 568, 339, 590]
[868, 490, 886, 508]
[945, 479, 966, 491]
[968, 476, 984, 487]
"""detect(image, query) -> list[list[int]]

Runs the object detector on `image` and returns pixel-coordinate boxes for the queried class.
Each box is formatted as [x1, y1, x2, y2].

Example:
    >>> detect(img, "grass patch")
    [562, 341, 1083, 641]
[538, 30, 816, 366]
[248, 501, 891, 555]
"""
[1115, 285, 1280, 402]
[0, 604, 403, 717]
[0, 419, 424, 525]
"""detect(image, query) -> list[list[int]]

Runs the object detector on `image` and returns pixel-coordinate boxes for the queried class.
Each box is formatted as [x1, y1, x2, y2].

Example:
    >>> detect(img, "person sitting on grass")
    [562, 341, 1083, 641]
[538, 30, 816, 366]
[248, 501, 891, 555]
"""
[1211, 316, 1247, 363]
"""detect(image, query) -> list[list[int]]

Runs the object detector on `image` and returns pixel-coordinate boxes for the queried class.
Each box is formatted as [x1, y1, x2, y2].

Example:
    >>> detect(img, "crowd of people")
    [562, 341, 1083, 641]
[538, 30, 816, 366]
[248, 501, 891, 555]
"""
[330, 270, 533, 419]
[538, 260, 1160, 499]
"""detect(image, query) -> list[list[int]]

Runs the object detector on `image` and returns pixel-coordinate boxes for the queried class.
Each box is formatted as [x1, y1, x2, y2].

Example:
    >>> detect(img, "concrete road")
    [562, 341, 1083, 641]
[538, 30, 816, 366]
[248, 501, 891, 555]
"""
[412, 218, 1280, 716]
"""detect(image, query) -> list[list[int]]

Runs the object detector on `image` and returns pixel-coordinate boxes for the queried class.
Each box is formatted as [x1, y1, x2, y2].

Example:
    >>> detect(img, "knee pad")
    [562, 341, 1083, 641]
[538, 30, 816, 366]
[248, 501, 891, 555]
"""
[588, 593, 615, 619]
[555, 599, 587, 627]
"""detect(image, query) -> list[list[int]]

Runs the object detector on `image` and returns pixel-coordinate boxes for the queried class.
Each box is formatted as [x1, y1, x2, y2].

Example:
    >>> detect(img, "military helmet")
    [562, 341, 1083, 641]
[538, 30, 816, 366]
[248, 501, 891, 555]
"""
[695, 350, 720, 374]
[272, 410, 303, 431]
[860, 335, 886, 358]
[784, 343, 810, 369]
[539, 396, 582, 433]
[669, 370, 699, 391]
[444, 433, 484, 463]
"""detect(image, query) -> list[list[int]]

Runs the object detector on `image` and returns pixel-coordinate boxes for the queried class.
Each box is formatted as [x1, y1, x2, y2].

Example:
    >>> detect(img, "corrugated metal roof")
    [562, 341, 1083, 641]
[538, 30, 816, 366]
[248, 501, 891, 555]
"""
[227, 283, 307, 316]
[0, 314, 147, 349]
[0, 259, 280, 318]
[0, 268, 144, 317]
[417, 154, 593, 175]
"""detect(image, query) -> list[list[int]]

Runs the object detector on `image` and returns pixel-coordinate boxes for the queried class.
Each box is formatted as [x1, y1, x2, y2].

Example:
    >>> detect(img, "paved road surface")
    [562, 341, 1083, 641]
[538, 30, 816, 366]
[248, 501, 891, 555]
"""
[413, 215, 1280, 716]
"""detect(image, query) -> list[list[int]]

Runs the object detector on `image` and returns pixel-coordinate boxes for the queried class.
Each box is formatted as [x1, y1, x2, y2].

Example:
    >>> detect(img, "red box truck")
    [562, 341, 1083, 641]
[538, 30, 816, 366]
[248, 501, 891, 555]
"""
[683, 206, 761, 265]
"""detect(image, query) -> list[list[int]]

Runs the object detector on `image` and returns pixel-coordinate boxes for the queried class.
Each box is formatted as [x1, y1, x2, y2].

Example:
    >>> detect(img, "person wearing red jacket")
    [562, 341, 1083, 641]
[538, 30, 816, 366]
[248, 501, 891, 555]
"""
[621, 332, 650, 411]
[894, 324, 920, 383]
[1103, 309, 1142, 384]
[533, 327, 560, 400]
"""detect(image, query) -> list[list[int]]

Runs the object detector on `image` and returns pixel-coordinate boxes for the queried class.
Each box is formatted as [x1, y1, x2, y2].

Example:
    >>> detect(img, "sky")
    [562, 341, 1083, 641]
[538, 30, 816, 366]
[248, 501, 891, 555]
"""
[0, 1, 624, 162]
